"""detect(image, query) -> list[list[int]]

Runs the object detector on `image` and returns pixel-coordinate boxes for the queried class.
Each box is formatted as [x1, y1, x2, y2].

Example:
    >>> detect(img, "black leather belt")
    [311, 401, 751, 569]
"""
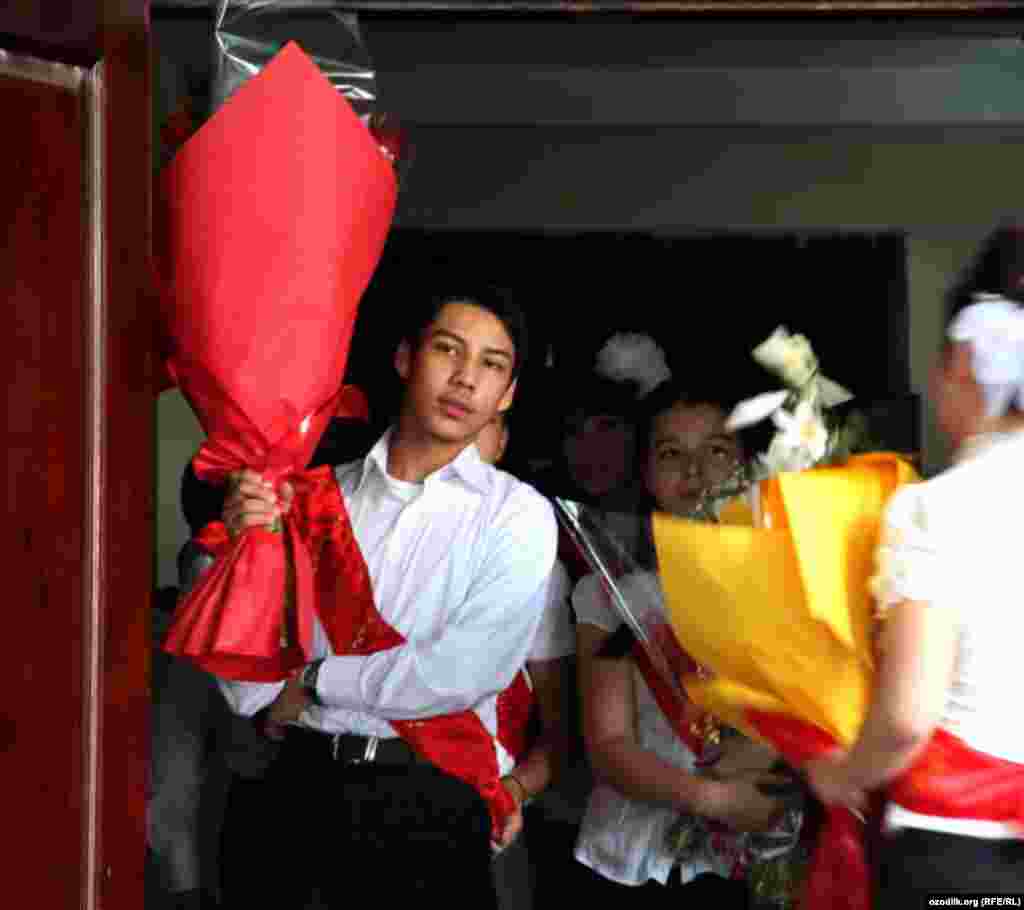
[286, 727, 422, 766]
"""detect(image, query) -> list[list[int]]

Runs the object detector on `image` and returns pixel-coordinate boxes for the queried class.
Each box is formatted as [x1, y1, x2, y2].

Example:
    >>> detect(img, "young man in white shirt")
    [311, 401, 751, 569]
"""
[214, 289, 558, 909]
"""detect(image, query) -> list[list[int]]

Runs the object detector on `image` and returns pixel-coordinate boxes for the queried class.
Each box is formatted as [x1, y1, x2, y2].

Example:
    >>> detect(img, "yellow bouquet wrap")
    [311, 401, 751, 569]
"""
[654, 453, 918, 749]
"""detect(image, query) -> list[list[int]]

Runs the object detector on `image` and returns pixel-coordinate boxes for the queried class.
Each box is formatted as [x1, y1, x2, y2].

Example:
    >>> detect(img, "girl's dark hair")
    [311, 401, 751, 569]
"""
[560, 373, 640, 429]
[633, 365, 773, 482]
[946, 223, 1024, 324]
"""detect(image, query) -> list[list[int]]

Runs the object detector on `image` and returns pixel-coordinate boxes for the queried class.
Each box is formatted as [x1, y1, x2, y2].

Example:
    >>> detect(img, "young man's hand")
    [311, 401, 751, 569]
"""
[265, 674, 310, 729]
[492, 775, 527, 852]
[222, 469, 294, 534]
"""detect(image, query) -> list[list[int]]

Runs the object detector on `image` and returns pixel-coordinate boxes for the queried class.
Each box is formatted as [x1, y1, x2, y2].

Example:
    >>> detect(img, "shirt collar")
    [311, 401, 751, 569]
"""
[353, 427, 493, 496]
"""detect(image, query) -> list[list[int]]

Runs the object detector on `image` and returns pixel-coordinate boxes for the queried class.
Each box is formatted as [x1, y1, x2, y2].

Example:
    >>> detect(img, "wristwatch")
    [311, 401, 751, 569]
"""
[299, 659, 325, 706]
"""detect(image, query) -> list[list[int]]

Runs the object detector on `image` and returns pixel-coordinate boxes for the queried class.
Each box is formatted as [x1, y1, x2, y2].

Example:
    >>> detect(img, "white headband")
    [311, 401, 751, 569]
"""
[948, 293, 1024, 416]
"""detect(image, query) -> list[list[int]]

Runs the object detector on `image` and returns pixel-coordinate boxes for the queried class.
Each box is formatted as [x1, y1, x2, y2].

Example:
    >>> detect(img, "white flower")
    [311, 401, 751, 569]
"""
[758, 438, 817, 476]
[752, 326, 853, 406]
[774, 399, 829, 458]
[818, 376, 855, 408]
[753, 327, 818, 390]
[724, 390, 789, 432]
[756, 400, 829, 474]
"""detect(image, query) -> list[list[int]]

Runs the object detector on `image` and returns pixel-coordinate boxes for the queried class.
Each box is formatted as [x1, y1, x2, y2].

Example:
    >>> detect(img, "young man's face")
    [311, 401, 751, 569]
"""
[395, 302, 518, 447]
[476, 416, 510, 465]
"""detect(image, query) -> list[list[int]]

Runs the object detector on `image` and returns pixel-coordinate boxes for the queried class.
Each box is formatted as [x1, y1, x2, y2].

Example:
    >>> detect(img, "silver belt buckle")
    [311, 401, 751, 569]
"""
[361, 735, 379, 764]
[333, 734, 379, 764]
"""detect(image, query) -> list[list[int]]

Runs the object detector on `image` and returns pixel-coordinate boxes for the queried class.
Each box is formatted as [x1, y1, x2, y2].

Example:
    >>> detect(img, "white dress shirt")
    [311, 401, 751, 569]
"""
[873, 430, 1024, 839]
[528, 559, 575, 663]
[218, 430, 558, 750]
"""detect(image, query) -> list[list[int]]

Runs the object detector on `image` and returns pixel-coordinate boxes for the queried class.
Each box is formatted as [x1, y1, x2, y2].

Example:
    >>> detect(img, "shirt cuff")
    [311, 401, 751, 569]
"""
[317, 654, 367, 713]
[219, 679, 286, 717]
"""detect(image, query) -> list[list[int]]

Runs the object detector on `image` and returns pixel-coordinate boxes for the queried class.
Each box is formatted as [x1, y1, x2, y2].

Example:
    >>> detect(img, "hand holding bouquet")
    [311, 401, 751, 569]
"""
[654, 328, 917, 910]
[156, 37, 397, 680]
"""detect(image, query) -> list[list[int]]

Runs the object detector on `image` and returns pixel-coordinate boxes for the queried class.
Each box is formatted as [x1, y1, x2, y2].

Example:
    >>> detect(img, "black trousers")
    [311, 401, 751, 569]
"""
[218, 733, 497, 910]
[570, 859, 750, 909]
[876, 827, 1024, 909]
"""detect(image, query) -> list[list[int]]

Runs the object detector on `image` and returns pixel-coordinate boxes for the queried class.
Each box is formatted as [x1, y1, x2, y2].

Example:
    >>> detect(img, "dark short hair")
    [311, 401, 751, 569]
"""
[402, 286, 529, 378]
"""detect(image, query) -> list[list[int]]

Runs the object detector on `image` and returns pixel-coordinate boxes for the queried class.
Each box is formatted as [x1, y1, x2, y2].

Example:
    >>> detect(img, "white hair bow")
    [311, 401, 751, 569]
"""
[594, 332, 672, 398]
[948, 293, 1024, 416]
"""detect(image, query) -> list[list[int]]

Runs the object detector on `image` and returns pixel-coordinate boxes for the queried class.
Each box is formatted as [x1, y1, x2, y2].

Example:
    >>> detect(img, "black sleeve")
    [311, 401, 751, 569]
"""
[181, 460, 227, 538]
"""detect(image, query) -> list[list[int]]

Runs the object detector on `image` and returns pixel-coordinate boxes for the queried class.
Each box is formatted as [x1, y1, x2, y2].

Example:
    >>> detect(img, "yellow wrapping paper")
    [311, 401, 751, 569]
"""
[654, 453, 918, 748]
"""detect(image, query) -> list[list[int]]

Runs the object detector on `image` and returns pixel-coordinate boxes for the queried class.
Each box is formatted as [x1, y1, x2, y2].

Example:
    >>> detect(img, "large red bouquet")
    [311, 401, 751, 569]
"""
[155, 41, 397, 680]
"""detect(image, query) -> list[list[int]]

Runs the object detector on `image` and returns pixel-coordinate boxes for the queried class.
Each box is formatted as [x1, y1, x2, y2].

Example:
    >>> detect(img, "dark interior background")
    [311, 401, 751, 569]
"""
[346, 228, 912, 472]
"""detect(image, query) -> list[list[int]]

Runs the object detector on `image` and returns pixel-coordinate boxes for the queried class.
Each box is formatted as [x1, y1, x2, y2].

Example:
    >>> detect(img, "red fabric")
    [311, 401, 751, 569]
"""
[495, 670, 534, 762]
[178, 467, 525, 838]
[335, 385, 370, 422]
[155, 42, 396, 677]
[632, 637, 710, 761]
[165, 463, 365, 680]
[889, 727, 1024, 827]
[392, 714, 517, 840]
[745, 710, 869, 910]
[745, 712, 1024, 910]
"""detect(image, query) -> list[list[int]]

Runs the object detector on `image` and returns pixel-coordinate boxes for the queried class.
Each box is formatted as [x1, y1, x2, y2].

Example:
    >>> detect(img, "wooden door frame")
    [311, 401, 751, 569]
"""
[94, 21, 152, 909]
[0, 4, 152, 909]
[151, 0, 1024, 16]
[92, 7, 153, 909]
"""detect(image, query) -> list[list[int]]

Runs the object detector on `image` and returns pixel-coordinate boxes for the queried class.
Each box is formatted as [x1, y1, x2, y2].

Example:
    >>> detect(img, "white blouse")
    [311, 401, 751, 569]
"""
[571, 571, 733, 887]
[872, 431, 1024, 839]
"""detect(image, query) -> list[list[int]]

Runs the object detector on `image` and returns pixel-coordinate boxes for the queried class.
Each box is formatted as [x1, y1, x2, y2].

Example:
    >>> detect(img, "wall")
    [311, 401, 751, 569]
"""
[152, 19, 1014, 585]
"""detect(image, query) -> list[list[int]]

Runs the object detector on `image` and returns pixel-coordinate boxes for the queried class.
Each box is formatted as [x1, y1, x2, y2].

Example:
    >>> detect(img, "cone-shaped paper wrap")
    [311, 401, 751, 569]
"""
[156, 41, 396, 680]
[654, 453, 918, 910]
[654, 453, 917, 747]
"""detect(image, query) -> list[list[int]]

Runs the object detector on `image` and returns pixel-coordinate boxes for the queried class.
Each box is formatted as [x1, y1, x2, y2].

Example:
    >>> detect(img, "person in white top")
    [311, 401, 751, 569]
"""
[212, 288, 558, 910]
[476, 412, 577, 910]
[476, 413, 576, 810]
[572, 378, 789, 906]
[805, 282, 1024, 904]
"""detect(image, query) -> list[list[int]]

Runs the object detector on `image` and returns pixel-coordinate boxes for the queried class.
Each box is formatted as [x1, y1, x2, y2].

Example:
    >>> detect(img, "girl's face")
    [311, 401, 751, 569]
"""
[930, 341, 987, 449]
[644, 401, 741, 516]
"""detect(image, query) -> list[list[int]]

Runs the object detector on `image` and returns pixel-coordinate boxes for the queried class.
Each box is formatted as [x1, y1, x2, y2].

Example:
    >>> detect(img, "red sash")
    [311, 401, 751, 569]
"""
[889, 727, 1024, 828]
[746, 713, 1024, 910]
[631, 624, 714, 762]
[179, 466, 531, 839]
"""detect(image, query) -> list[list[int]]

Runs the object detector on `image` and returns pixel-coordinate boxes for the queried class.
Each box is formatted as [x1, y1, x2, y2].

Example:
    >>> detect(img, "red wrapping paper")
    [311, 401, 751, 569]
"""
[186, 464, 525, 837]
[155, 41, 396, 679]
[746, 712, 1024, 910]
[746, 711, 870, 910]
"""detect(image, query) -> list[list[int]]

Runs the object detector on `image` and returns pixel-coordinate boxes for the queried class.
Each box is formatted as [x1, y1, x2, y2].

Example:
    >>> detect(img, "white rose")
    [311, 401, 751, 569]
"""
[753, 327, 818, 389]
